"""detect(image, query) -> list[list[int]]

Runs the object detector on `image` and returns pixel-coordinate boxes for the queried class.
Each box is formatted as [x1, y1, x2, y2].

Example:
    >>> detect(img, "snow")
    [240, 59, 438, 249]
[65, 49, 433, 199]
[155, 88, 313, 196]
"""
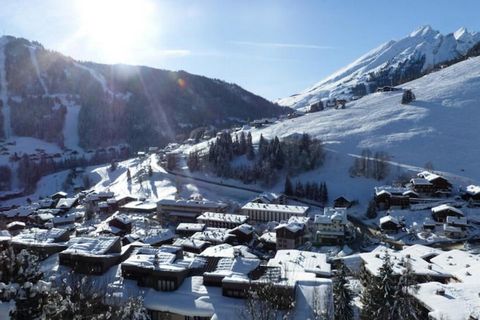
[241, 202, 309, 215]
[0, 37, 12, 139]
[60, 96, 81, 151]
[413, 282, 480, 320]
[12, 228, 68, 245]
[267, 250, 331, 280]
[197, 212, 248, 224]
[62, 236, 119, 256]
[278, 25, 480, 109]
[252, 55, 480, 183]
[28, 45, 48, 95]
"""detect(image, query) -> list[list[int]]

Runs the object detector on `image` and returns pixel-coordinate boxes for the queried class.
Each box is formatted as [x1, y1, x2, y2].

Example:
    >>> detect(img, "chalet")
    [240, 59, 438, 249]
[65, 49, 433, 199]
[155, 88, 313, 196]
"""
[333, 196, 351, 208]
[360, 246, 452, 283]
[121, 246, 190, 291]
[6, 221, 26, 235]
[52, 211, 83, 227]
[157, 199, 228, 223]
[417, 171, 452, 192]
[172, 238, 210, 254]
[408, 178, 435, 194]
[55, 197, 79, 212]
[59, 236, 129, 275]
[240, 202, 309, 222]
[443, 224, 467, 239]
[463, 185, 480, 204]
[175, 223, 206, 237]
[196, 212, 248, 229]
[259, 232, 276, 251]
[374, 187, 410, 210]
[308, 101, 324, 112]
[141, 228, 175, 247]
[229, 224, 255, 244]
[250, 192, 287, 205]
[431, 204, 464, 223]
[191, 227, 236, 245]
[50, 191, 67, 201]
[422, 218, 436, 231]
[313, 207, 347, 244]
[379, 215, 402, 232]
[108, 214, 132, 233]
[275, 222, 305, 250]
[11, 228, 70, 258]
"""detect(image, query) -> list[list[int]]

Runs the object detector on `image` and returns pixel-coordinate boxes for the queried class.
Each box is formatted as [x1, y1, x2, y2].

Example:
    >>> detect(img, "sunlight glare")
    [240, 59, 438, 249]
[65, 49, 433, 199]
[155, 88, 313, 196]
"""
[75, 0, 156, 63]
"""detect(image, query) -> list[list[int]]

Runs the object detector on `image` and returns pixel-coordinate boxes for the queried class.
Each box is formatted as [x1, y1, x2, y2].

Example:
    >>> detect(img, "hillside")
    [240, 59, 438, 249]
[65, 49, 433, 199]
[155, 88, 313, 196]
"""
[251, 55, 480, 182]
[0, 36, 287, 150]
[278, 26, 480, 109]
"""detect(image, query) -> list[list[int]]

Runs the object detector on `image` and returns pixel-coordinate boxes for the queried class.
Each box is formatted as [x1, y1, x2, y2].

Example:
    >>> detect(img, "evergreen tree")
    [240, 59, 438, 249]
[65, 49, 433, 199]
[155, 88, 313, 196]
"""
[361, 251, 397, 320]
[239, 131, 247, 155]
[390, 258, 424, 320]
[126, 168, 132, 182]
[246, 132, 255, 160]
[401, 89, 416, 104]
[366, 200, 378, 219]
[322, 182, 329, 204]
[334, 262, 354, 320]
[284, 176, 294, 196]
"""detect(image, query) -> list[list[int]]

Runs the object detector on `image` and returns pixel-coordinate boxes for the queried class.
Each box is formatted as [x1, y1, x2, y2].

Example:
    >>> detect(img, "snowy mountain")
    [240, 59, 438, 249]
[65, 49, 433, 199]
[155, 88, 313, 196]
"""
[278, 26, 480, 109]
[0, 36, 287, 150]
[251, 55, 480, 183]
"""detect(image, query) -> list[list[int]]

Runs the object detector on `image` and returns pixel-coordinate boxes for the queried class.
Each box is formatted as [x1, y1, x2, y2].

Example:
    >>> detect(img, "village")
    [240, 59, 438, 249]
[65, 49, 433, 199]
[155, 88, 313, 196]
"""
[1, 145, 480, 319]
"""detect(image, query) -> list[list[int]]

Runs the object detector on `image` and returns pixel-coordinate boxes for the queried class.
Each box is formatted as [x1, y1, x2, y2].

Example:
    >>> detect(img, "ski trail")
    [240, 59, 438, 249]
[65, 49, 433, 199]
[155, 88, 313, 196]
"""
[28, 46, 48, 95]
[0, 38, 12, 139]
[60, 96, 81, 151]
[73, 62, 113, 97]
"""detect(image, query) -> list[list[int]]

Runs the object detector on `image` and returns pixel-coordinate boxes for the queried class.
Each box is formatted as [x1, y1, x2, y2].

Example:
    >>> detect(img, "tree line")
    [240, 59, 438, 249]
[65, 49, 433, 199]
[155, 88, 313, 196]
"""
[349, 149, 390, 181]
[188, 131, 325, 186]
[284, 177, 329, 204]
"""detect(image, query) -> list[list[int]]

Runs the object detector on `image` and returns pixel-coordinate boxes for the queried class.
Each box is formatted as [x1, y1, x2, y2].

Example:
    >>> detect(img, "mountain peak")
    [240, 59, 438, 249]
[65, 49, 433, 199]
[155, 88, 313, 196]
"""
[409, 25, 437, 37]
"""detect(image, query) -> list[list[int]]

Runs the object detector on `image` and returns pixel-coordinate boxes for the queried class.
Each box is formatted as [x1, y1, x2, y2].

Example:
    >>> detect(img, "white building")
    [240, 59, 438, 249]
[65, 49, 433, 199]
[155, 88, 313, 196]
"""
[313, 207, 347, 244]
[241, 202, 309, 222]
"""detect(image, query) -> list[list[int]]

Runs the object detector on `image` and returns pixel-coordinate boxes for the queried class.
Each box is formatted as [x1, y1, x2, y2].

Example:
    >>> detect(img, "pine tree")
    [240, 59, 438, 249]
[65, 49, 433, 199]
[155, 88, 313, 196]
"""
[322, 182, 329, 204]
[334, 262, 354, 320]
[361, 251, 397, 320]
[284, 176, 293, 196]
[246, 132, 255, 160]
[390, 258, 424, 320]
[126, 169, 132, 182]
[366, 200, 377, 219]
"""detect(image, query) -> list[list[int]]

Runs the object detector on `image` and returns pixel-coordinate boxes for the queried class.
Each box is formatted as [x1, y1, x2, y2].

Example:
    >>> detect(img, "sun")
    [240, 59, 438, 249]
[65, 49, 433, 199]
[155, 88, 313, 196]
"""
[75, 0, 155, 63]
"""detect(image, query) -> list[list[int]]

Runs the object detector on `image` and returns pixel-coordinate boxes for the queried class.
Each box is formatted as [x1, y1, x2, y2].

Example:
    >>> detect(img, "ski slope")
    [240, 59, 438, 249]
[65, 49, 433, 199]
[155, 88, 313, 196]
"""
[254, 56, 480, 182]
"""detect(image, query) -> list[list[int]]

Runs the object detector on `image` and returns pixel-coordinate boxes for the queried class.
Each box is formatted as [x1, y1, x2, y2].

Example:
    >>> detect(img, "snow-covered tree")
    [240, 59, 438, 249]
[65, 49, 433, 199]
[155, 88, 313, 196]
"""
[333, 262, 353, 320]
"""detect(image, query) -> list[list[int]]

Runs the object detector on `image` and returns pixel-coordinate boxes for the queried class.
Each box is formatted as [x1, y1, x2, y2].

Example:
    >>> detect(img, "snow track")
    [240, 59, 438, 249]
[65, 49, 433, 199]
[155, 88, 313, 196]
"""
[28, 46, 48, 95]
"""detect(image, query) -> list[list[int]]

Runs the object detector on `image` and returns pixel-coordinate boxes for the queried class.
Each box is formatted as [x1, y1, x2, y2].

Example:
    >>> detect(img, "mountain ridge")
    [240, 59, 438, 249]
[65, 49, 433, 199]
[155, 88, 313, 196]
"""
[278, 25, 480, 109]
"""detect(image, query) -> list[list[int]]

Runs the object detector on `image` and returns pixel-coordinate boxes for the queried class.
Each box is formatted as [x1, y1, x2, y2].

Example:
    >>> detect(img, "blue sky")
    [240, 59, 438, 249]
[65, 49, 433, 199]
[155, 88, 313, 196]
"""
[1, 0, 480, 100]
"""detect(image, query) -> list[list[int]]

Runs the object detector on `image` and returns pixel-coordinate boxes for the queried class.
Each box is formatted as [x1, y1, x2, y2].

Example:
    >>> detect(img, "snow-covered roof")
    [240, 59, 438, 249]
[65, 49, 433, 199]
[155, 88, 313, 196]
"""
[267, 250, 331, 280]
[176, 223, 205, 232]
[204, 256, 260, 279]
[410, 178, 433, 186]
[6, 221, 25, 229]
[141, 229, 175, 245]
[173, 238, 209, 250]
[55, 197, 77, 209]
[431, 204, 464, 216]
[0, 230, 11, 242]
[191, 228, 233, 243]
[375, 186, 409, 196]
[259, 232, 276, 244]
[430, 250, 480, 283]
[275, 222, 304, 233]
[122, 246, 187, 272]
[197, 212, 248, 224]
[413, 282, 480, 320]
[314, 207, 347, 225]
[62, 236, 120, 256]
[12, 228, 68, 245]
[158, 199, 227, 209]
[466, 185, 480, 196]
[360, 247, 452, 279]
[231, 224, 255, 235]
[120, 201, 157, 211]
[288, 216, 310, 225]
[418, 171, 448, 183]
[241, 202, 309, 215]
[401, 244, 442, 260]
[143, 276, 245, 318]
[379, 215, 400, 226]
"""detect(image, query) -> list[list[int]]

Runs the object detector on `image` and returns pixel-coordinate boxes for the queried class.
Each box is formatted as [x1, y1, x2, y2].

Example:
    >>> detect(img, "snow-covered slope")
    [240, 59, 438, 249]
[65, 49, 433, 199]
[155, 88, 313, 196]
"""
[255, 55, 480, 182]
[278, 26, 480, 109]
